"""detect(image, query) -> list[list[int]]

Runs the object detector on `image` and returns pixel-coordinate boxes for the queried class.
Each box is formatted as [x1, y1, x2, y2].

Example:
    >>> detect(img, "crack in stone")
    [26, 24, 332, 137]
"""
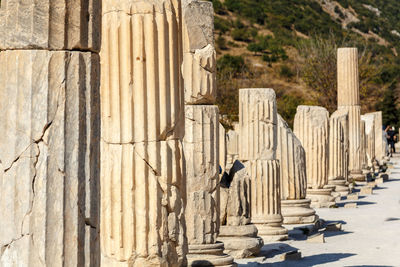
[0, 234, 29, 255]
[133, 148, 160, 176]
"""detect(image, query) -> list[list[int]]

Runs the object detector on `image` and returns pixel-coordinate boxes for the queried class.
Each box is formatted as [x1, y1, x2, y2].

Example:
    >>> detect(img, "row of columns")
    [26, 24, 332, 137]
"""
[0, 1, 388, 266]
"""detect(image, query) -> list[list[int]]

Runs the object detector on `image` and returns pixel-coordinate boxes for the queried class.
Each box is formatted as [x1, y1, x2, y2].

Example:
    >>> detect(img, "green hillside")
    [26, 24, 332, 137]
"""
[211, 0, 400, 128]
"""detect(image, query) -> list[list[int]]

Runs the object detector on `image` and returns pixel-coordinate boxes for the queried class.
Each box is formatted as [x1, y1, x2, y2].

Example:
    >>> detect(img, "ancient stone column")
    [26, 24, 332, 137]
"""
[100, 1, 187, 265]
[219, 123, 227, 175]
[327, 110, 351, 196]
[0, 2, 100, 266]
[218, 161, 264, 258]
[294, 106, 335, 208]
[277, 115, 317, 224]
[360, 120, 369, 172]
[361, 114, 376, 170]
[239, 88, 288, 242]
[368, 111, 385, 165]
[337, 47, 365, 181]
[226, 128, 240, 171]
[182, 1, 234, 266]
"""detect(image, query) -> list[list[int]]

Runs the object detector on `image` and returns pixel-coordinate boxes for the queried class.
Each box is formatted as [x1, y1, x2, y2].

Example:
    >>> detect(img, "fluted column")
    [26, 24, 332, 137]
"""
[294, 106, 335, 208]
[328, 110, 350, 196]
[369, 111, 384, 164]
[182, 1, 234, 265]
[100, 1, 187, 266]
[277, 115, 317, 224]
[361, 114, 376, 169]
[337, 47, 364, 181]
[0, 1, 100, 266]
[226, 129, 240, 171]
[239, 88, 287, 242]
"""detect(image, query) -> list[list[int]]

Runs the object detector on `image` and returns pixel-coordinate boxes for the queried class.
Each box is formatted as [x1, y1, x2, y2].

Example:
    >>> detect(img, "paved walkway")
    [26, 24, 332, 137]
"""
[237, 155, 400, 266]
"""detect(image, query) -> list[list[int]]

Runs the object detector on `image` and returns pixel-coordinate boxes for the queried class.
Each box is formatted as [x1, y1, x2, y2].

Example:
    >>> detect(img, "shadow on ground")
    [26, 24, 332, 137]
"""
[323, 230, 353, 238]
[336, 201, 376, 207]
[237, 253, 356, 266]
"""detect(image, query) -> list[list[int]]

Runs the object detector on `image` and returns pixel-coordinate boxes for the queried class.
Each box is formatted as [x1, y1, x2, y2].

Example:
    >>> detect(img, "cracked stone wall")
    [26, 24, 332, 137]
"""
[0, 1, 101, 265]
[100, 0, 187, 266]
[184, 105, 219, 244]
[182, 0, 219, 246]
[0, 51, 100, 266]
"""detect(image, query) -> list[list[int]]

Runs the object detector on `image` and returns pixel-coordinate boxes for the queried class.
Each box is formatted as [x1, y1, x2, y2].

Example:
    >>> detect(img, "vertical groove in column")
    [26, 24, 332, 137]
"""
[100, 1, 186, 265]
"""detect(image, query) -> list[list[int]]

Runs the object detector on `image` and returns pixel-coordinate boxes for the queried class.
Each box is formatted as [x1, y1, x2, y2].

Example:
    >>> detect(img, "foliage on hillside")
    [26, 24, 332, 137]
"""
[211, 0, 400, 128]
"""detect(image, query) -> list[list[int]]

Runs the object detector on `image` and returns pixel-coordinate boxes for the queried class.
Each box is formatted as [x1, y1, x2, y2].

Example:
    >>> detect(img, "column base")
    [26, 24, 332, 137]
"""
[187, 242, 236, 267]
[217, 225, 263, 259]
[281, 199, 318, 224]
[306, 188, 336, 208]
[328, 178, 350, 196]
[252, 215, 288, 242]
[350, 170, 365, 182]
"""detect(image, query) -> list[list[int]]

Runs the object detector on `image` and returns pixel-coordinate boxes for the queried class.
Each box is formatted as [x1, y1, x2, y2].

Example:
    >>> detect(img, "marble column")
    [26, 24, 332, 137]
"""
[182, 1, 234, 265]
[337, 47, 365, 181]
[294, 106, 335, 208]
[277, 115, 317, 224]
[361, 114, 376, 170]
[100, 1, 187, 266]
[0, 1, 100, 266]
[239, 88, 288, 242]
[328, 110, 351, 196]
[368, 111, 385, 166]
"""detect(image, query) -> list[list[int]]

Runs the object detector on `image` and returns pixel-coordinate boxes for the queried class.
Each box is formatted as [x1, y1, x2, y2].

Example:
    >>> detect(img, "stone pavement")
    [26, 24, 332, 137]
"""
[236, 154, 400, 266]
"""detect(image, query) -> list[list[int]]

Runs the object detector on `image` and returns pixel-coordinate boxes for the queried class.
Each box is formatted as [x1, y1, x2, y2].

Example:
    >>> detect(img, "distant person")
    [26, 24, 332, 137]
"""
[388, 126, 396, 154]
[383, 125, 390, 156]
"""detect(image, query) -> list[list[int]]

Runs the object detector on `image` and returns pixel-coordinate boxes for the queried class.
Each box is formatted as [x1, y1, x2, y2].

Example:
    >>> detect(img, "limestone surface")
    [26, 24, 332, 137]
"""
[239, 88, 277, 161]
[246, 159, 288, 241]
[337, 47, 364, 181]
[100, 1, 187, 265]
[361, 114, 376, 168]
[218, 161, 263, 258]
[368, 111, 384, 164]
[294, 106, 330, 189]
[294, 106, 335, 208]
[0, 0, 100, 51]
[277, 114, 317, 224]
[182, 0, 216, 104]
[328, 110, 350, 196]
[0, 50, 100, 266]
[226, 129, 240, 171]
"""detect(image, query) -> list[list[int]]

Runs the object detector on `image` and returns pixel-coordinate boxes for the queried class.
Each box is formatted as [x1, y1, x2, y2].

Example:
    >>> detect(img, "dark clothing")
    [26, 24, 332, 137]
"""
[387, 130, 396, 153]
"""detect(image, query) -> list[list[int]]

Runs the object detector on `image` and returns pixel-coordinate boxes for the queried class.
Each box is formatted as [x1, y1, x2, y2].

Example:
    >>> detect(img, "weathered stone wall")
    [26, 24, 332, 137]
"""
[0, 0, 100, 51]
[184, 105, 219, 245]
[0, 2, 101, 265]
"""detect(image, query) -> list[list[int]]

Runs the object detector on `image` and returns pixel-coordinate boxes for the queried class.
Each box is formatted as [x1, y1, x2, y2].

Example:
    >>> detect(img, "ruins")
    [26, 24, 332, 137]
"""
[239, 88, 288, 242]
[0, 0, 394, 265]
[277, 115, 318, 224]
[337, 48, 365, 181]
[100, 0, 187, 265]
[294, 106, 335, 208]
[328, 110, 350, 196]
